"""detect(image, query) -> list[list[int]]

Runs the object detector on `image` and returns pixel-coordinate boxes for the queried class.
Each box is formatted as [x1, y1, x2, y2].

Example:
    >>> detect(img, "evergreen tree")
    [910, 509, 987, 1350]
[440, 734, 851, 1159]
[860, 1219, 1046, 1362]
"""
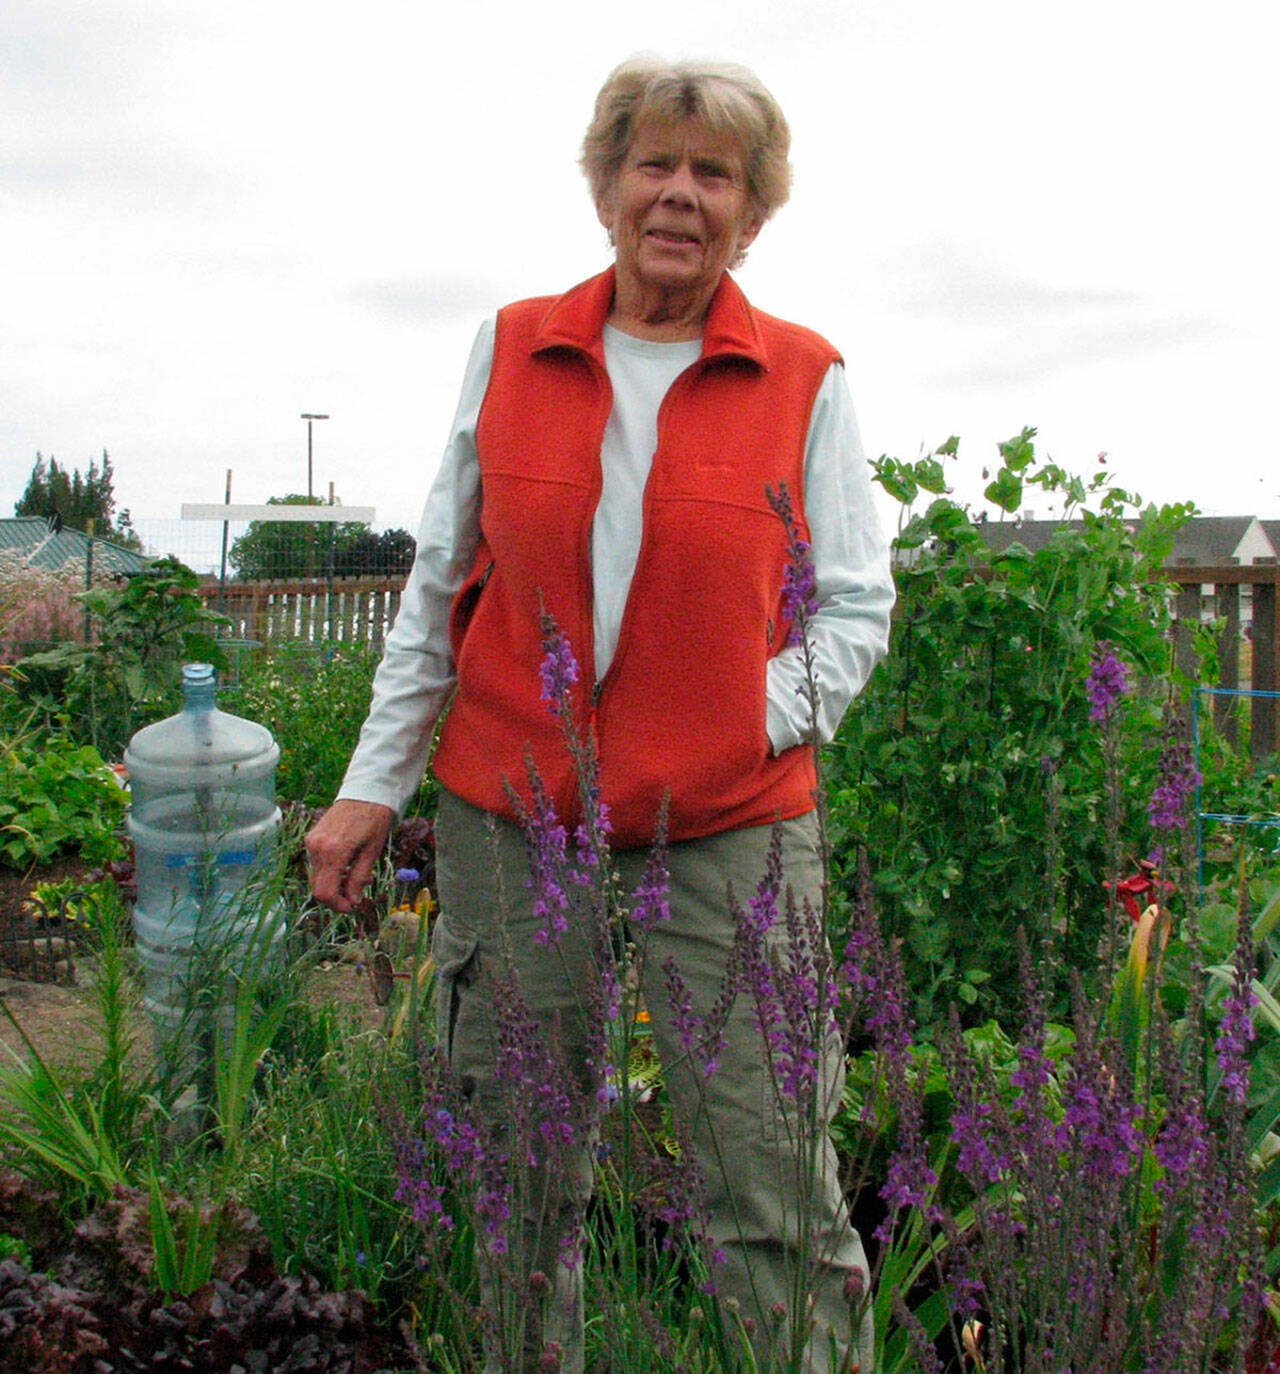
[14, 449, 142, 549]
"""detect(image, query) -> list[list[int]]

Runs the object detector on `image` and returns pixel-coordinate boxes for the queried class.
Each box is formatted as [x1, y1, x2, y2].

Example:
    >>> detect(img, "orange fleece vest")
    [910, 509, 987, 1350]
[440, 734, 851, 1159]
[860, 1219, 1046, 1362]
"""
[431, 268, 840, 849]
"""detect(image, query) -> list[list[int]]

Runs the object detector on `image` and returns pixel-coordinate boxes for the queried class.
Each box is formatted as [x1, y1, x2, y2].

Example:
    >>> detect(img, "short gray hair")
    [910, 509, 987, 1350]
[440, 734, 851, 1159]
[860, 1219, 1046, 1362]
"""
[581, 57, 792, 222]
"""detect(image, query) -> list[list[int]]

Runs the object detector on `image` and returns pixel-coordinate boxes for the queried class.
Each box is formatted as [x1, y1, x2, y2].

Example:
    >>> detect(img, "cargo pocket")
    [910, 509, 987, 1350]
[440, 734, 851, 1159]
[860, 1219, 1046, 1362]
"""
[431, 917, 482, 1069]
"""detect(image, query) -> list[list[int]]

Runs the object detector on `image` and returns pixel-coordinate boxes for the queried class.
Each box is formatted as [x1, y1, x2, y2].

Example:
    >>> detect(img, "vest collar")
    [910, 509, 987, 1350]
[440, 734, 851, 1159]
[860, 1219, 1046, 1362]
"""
[530, 266, 770, 370]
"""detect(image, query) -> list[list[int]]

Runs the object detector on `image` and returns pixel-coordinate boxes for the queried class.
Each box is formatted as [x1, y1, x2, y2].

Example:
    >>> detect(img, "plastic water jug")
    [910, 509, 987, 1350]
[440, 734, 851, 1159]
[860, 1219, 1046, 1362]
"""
[124, 662, 282, 1087]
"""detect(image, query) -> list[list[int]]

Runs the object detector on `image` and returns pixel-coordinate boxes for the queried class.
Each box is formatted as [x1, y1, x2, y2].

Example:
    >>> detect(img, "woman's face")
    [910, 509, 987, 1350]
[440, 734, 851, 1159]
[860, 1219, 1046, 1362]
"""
[597, 118, 763, 303]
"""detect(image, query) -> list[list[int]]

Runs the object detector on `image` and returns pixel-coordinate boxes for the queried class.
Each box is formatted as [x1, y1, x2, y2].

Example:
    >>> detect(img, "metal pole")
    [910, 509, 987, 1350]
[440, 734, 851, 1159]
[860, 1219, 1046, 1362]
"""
[218, 469, 232, 617]
[300, 413, 328, 501]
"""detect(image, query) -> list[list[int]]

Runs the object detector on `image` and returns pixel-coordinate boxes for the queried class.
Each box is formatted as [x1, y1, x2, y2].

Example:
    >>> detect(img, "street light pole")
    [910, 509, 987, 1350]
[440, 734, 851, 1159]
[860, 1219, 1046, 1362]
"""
[300, 413, 329, 500]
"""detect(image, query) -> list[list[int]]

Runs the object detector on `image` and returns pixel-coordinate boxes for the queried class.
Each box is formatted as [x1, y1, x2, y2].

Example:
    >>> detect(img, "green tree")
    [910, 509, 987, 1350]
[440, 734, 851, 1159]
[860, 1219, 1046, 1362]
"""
[14, 450, 142, 549]
[228, 495, 414, 580]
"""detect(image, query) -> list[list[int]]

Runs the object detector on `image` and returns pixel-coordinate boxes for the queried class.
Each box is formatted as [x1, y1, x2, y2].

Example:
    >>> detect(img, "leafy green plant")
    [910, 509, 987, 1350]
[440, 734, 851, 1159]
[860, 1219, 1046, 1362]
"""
[0, 1231, 33, 1266]
[0, 1020, 132, 1203]
[17, 556, 227, 757]
[826, 429, 1195, 1022]
[230, 646, 436, 810]
[0, 719, 127, 868]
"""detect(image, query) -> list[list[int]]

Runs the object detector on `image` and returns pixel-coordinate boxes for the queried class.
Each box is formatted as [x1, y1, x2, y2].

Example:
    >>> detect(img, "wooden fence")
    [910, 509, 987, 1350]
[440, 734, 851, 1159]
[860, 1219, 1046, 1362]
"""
[199, 577, 403, 653]
[1168, 558, 1278, 760]
[199, 561, 1280, 759]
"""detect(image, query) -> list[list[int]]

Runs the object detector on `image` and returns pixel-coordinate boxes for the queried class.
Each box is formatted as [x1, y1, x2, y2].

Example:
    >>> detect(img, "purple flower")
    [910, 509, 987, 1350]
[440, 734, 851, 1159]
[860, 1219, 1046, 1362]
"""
[630, 808, 671, 931]
[395, 866, 420, 884]
[663, 956, 725, 1079]
[1154, 1089, 1211, 1195]
[638, 1124, 711, 1248]
[766, 481, 820, 645]
[876, 1138, 939, 1240]
[539, 614, 580, 709]
[515, 768, 573, 946]
[1057, 1062, 1143, 1180]
[951, 1097, 1008, 1185]
[1216, 915, 1257, 1107]
[1086, 643, 1130, 723]
[663, 956, 702, 1056]
[1148, 730, 1201, 832]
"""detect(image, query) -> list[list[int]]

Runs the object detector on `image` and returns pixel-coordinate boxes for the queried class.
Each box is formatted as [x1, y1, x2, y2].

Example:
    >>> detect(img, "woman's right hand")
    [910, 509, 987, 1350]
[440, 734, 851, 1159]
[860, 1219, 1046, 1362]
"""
[305, 799, 396, 912]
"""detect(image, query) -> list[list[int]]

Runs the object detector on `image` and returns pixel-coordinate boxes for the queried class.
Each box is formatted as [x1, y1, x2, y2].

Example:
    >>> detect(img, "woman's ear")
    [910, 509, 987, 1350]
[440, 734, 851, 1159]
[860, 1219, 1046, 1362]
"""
[738, 206, 765, 255]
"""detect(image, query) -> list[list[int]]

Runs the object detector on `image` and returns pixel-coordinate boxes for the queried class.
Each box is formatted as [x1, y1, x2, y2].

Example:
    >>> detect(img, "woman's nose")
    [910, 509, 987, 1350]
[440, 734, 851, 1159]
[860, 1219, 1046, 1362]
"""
[659, 163, 698, 205]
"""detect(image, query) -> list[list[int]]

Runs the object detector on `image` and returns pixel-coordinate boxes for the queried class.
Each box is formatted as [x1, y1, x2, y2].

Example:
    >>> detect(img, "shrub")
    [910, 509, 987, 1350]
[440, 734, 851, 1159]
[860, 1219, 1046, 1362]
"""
[230, 647, 435, 811]
[0, 720, 127, 869]
[0, 552, 105, 664]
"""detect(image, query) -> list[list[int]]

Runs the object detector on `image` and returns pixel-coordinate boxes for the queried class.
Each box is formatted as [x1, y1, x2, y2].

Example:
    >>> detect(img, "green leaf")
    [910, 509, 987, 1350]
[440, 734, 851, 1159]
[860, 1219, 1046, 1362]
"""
[1256, 1152, 1280, 1210]
[914, 457, 948, 494]
[985, 469, 1023, 513]
[997, 426, 1037, 471]
[876, 470, 918, 504]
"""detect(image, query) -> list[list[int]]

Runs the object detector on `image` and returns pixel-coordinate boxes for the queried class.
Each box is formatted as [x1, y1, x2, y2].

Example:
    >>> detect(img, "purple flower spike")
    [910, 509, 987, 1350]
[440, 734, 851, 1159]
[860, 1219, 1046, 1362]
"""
[766, 481, 820, 645]
[518, 770, 572, 947]
[1216, 914, 1257, 1107]
[539, 613, 580, 709]
[1148, 729, 1201, 833]
[1085, 642, 1130, 723]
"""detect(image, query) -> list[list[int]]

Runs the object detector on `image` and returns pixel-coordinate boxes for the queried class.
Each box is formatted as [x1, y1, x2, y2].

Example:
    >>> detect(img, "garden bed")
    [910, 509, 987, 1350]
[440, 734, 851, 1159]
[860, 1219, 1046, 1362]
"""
[0, 1172, 420, 1373]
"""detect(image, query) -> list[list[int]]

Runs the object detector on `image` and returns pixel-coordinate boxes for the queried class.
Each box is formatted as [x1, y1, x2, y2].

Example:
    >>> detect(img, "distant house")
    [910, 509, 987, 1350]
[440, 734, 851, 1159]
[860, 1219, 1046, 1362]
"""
[976, 514, 1278, 569]
[0, 516, 152, 576]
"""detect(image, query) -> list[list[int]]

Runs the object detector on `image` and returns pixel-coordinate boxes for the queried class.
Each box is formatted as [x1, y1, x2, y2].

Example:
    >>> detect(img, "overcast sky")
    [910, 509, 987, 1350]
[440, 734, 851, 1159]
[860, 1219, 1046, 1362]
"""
[4, 0, 1278, 560]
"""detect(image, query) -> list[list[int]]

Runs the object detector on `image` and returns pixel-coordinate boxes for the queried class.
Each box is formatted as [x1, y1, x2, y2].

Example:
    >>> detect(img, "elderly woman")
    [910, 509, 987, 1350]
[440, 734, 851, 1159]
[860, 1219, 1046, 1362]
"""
[308, 57, 894, 1373]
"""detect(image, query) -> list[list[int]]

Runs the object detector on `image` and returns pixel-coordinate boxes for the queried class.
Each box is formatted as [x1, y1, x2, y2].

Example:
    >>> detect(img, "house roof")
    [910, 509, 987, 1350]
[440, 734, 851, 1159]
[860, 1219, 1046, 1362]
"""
[975, 515, 1277, 566]
[0, 517, 152, 574]
[1166, 516, 1272, 565]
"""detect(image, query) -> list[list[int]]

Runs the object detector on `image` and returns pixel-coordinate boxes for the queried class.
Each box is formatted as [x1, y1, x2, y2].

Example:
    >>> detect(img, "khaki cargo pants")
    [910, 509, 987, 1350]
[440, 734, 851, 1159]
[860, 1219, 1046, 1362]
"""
[431, 788, 874, 1373]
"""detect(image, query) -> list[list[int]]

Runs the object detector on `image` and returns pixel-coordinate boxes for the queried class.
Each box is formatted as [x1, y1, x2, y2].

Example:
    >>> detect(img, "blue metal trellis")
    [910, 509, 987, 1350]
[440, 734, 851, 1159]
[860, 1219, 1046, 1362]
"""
[1193, 686, 1280, 896]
